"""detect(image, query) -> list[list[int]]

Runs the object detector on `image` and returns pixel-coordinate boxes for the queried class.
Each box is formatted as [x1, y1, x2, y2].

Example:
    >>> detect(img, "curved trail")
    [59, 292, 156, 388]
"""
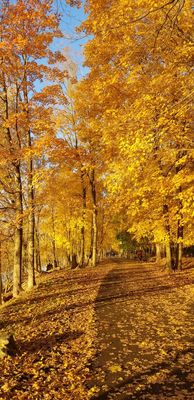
[88, 260, 194, 400]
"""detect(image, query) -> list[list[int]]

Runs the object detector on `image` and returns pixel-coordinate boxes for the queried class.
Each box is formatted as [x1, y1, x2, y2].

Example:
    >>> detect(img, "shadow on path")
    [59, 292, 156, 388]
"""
[88, 260, 194, 400]
[17, 330, 84, 355]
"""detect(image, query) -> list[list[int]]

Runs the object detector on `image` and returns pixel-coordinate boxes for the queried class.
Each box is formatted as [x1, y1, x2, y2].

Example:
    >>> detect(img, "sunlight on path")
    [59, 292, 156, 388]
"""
[88, 261, 194, 400]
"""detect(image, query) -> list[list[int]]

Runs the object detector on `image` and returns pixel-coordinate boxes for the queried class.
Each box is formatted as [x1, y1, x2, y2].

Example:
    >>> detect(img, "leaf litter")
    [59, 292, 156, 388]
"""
[0, 259, 194, 399]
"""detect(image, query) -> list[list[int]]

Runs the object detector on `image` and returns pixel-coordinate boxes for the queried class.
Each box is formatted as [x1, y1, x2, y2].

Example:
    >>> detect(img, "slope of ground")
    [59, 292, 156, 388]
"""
[0, 259, 193, 399]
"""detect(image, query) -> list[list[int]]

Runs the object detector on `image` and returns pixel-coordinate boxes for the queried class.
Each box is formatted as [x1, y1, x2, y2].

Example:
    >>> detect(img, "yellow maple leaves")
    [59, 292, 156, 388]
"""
[108, 364, 122, 373]
[75, 0, 194, 265]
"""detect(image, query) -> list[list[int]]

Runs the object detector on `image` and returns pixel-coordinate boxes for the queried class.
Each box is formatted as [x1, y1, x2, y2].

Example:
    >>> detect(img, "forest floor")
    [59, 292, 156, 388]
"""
[0, 259, 193, 400]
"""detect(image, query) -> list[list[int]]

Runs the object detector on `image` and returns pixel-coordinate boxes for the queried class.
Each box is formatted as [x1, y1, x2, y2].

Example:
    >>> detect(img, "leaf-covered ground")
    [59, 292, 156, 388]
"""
[0, 259, 194, 399]
[87, 260, 194, 399]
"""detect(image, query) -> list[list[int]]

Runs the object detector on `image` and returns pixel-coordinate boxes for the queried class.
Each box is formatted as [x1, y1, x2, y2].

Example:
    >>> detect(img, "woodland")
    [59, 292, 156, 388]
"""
[0, 0, 193, 301]
[0, 0, 194, 398]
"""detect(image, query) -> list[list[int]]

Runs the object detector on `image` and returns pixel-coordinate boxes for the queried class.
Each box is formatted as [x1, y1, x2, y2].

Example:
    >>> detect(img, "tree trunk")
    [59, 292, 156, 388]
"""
[35, 225, 41, 272]
[22, 57, 36, 290]
[92, 208, 97, 267]
[80, 171, 87, 267]
[89, 168, 97, 267]
[13, 228, 22, 297]
[13, 164, 23, 297]
[52, 239, 58, 268]
[2, 70, 23, 296]
[51, 208, 57, 268]
[35, 213, 42, 272]
[0, 242, 2, 305]
[98, 210, 105, 261]
[176, 221, 183, 271]
[174, 151, 186, 271]
[156, 243, 162, 263]
[165, 241, 173, 271]
[163, 203, 173, 271]
[27, 157, 36, 290]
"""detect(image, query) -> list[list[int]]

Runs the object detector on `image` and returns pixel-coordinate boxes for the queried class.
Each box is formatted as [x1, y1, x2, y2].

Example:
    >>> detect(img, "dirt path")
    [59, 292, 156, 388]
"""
[0, 259, 193, 399]
[88, 260, 194, 399]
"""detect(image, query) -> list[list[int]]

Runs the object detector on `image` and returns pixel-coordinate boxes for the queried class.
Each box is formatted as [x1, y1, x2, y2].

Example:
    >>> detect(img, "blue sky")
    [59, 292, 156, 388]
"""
[53, 0, 89, 78]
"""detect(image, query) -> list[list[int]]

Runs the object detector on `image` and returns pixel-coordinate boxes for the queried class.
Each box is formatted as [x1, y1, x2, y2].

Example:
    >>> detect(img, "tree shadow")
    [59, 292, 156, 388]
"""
[89, 262, 194, 399]
[17, 330, 84, 355]
[91, 347, 194, 400]
[1, 261, 192, 332]
[0, 296, 93, 331]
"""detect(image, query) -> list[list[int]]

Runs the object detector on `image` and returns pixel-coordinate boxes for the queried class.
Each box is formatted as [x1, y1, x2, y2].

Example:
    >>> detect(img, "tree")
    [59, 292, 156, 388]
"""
[75, 0, 194, 270]
[0, 0, 67, 295]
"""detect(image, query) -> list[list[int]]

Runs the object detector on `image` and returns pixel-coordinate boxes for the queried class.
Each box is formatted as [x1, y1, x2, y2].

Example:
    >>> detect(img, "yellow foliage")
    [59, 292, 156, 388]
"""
[75, 0, 194, 245]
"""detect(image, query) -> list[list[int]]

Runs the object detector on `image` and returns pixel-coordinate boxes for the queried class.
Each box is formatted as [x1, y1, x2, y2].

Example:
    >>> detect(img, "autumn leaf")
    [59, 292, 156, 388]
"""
[108, 364, 122, 373]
